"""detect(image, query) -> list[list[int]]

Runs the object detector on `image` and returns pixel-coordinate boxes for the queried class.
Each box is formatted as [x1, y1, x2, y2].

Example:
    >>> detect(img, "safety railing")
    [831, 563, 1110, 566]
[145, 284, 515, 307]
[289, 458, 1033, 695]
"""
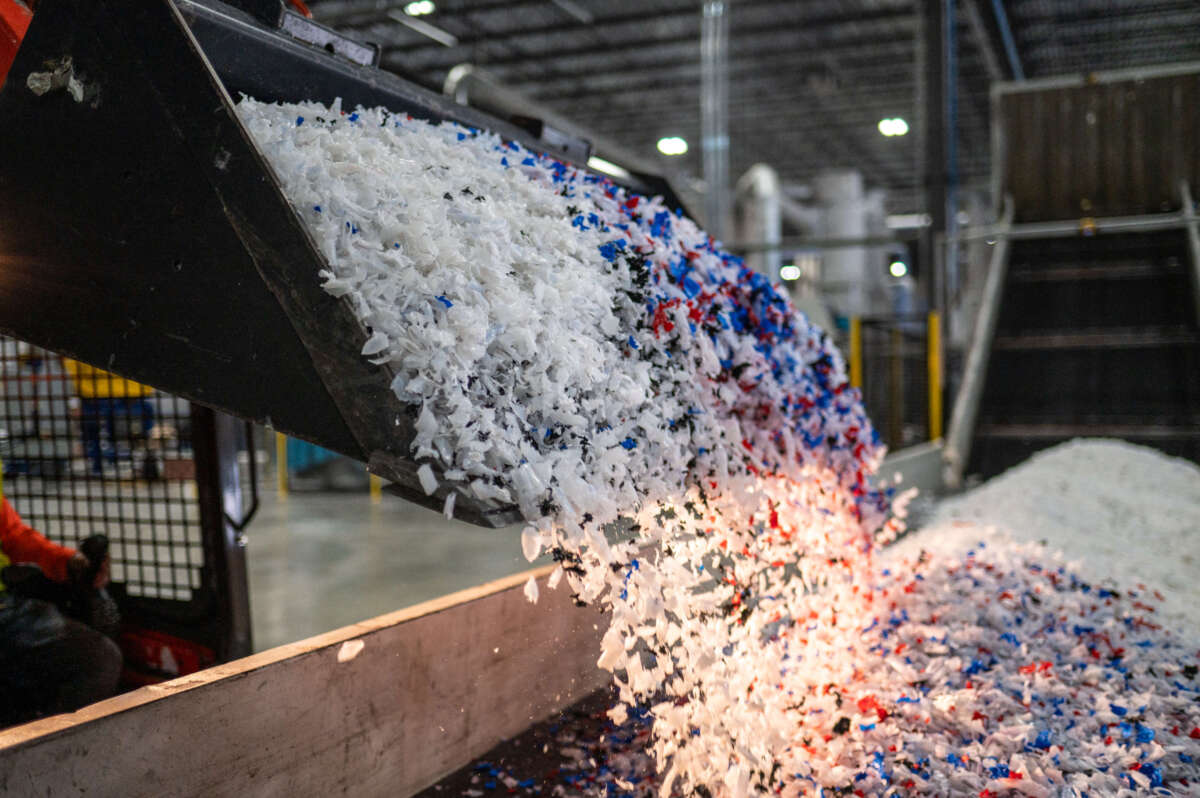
[847, 312, 943, 452]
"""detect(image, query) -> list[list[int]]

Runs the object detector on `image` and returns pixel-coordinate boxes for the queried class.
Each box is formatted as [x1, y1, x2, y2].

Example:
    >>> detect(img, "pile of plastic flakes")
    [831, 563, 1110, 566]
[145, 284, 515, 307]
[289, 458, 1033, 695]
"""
[239, 98, 1200, 796]
[890, 439, 1200, 632]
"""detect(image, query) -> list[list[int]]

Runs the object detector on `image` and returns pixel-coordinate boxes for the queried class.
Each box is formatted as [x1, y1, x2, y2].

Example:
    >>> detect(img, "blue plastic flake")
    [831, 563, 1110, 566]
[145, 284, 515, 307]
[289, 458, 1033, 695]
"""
[627, 336, 639, 350]
[1135, 724, 1155, 743]
[295, 115, 304, 126]
[859, 723, 876, 732]
[348, 112, 359, 122]
[436, 295, 453, 309]
[456, 132, 466, 141]
[312, 205, 321, 213]
[1033, 729, 1053, 749]
[598, 239, 627, 262]
[1111, 704, 1128, 716]
[501, 156, 509, 167]
[521, 157, 536, 167]
[620, 437, 637, 450]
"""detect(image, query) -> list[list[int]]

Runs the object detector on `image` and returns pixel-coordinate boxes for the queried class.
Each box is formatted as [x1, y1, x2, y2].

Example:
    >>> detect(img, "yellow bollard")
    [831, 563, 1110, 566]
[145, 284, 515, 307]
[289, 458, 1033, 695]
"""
[275, 432, 288, 499]
[849, 316, 863, 389]
[927, 311, 943, 441]
[369, 473, 383, 504]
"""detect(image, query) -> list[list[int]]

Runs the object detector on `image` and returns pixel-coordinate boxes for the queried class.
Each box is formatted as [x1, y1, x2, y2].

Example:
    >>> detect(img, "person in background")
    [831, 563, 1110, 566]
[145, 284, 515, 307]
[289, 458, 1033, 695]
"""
[61, 359, 156, 477]
[0, 497, 122, 725]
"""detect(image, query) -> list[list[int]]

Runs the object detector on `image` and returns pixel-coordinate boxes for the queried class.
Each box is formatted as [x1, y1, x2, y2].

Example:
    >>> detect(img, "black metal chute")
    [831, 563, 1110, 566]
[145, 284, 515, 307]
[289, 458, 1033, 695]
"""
[0, 0, 577, 526]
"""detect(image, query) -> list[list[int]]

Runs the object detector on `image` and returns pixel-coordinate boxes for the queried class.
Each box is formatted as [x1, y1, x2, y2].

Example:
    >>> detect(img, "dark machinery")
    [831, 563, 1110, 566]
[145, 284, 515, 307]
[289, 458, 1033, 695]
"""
[0, 0, 684, 528]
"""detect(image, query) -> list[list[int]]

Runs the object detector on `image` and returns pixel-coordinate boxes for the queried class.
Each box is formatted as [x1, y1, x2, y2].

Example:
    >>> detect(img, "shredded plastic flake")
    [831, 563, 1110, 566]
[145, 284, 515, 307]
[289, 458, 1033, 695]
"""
[240, 98, 1200, 796]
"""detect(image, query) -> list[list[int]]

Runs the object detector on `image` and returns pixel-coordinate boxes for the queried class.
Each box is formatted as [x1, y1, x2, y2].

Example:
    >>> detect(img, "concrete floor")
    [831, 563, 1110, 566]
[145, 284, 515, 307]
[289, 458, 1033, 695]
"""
[246, 480, 544, 652]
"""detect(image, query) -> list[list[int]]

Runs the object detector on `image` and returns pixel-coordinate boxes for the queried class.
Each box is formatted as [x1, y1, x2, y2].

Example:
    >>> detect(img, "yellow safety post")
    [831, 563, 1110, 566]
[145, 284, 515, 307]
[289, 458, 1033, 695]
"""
[275, 432, 288, 499]
[927, 311, 943, 440]
[849, 316, 863, 389]
[369, 473, 383, 504]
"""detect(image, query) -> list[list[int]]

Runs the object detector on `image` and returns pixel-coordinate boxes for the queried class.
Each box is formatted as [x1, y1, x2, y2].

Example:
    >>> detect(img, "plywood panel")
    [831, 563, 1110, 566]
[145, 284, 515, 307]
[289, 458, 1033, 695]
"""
[0, 565, 609, 797]
[1000, 71, 1200, 222]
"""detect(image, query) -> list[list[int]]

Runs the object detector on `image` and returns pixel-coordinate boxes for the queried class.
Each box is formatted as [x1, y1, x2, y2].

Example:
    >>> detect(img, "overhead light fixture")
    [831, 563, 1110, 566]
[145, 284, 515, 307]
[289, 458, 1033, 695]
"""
[587, 156, 631, 180]
[779, 264, 802, 281]
[656, 136, 688, 156]
[889, 260, 908, 278]
[387, 8, 458, 47]
[403, 0, 436, 15]
[877, 117, 909, 137]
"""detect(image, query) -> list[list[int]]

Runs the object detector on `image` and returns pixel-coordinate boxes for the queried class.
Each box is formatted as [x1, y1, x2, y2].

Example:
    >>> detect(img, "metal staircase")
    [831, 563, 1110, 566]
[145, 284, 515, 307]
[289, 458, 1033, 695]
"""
[968, 230, 1200, 477]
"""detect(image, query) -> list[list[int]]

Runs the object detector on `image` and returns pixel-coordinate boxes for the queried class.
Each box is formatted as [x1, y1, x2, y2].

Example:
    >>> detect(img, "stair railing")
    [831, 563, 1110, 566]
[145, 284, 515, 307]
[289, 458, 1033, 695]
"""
[942, 196, 1015, 490]
[1181, 181, 1200, 325]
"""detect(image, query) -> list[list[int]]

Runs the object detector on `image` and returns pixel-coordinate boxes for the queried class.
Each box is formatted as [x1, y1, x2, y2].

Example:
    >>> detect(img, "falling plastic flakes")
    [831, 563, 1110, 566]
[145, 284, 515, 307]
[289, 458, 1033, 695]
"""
[240, 98, 1200, 797]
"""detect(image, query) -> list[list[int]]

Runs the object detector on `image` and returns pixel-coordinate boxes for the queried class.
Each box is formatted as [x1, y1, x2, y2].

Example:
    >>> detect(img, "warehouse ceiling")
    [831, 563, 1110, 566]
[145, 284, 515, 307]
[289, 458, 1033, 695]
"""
[306, 0, 1200, 217]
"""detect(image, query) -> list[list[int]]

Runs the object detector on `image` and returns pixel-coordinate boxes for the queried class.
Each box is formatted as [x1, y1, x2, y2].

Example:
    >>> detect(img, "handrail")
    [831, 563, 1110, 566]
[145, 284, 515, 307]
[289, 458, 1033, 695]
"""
[942, 196, 1015, 489]
[1181, 181, 1200, 326]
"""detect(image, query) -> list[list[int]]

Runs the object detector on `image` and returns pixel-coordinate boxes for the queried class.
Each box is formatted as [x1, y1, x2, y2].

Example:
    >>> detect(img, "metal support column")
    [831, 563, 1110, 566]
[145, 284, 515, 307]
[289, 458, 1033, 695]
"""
[192, 405, 254, 660]
[701, 0, 730, 241]
[917, 0, 947, 313]
[944, 0, 960, 314]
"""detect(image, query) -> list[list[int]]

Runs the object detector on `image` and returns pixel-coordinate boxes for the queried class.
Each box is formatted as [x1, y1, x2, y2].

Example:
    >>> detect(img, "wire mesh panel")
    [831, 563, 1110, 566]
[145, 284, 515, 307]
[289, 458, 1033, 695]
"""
[0, 337, 203, 602]
[858, 317, 932, 451]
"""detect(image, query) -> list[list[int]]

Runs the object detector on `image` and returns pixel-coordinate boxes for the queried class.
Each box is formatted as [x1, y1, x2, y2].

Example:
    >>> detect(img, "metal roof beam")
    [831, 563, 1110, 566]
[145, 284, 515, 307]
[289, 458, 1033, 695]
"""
[382, 7, 912, 70]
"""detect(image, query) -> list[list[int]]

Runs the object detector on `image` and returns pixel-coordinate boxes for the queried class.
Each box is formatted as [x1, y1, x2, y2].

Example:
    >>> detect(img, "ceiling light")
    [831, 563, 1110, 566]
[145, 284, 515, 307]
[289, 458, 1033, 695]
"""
[877, 117, 909, 137]
[587, 156, 631, 180]
[656, 136, 688, 156]
[404, 0, 436, 15]
[889, 260, 908, 278]
[780, 264, 802, 281]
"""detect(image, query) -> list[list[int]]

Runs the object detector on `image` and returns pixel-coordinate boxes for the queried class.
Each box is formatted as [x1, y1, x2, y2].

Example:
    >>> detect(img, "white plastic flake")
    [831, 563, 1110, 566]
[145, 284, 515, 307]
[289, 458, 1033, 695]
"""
[416, 463, 437, 496]
[239, 98, 1200, 796]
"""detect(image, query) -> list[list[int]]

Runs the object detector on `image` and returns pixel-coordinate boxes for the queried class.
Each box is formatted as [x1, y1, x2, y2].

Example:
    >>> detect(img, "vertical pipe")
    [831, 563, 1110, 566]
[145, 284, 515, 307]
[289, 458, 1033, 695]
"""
[701, 0, 730, 240]
[918, 0, 946, 314]
[944, 0, 960, 315]
[369, 473, 383, 504]
[275, 431, 288, 499]
[927, 311, 943, 440]
[849, 316, 863, 389]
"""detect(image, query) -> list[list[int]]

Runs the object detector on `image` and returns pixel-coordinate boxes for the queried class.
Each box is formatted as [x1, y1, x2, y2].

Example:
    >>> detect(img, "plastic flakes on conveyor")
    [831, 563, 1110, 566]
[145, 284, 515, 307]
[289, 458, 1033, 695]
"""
[238, 98, 1200, 796]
